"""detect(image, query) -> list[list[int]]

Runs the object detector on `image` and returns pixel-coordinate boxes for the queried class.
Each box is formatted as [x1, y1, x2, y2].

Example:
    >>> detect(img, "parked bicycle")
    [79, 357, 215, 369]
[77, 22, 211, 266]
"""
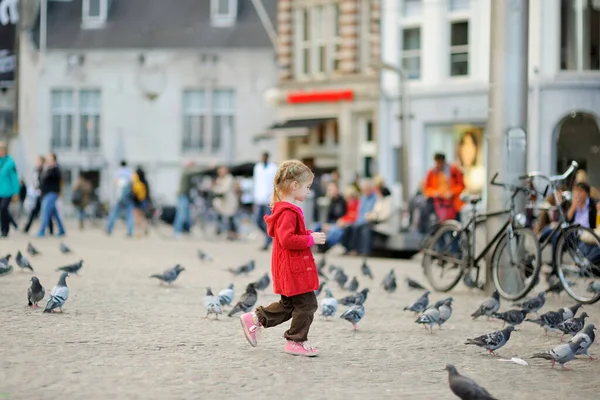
[520, 161, 600, 304]
[422, 174, 543, 300]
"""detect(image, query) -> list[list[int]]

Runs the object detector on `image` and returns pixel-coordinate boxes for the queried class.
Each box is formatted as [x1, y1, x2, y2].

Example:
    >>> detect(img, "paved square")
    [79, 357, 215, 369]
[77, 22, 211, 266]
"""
[0, 223, 598, 399]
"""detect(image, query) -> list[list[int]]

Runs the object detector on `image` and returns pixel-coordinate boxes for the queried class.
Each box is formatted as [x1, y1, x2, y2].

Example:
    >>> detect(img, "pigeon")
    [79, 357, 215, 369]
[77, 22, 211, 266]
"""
[471, 290, 500, 320]
[333, 268, 348, 289]
[382, 269, 397, 293]
[59, 243, 72, 254]
[0, 254, 11, 264]
[27, 276, 45, 308]
[228, 260, 255, 275]
[149, 264, 185, 285]
[405, 277, 426, 290]
[545, 274, 576, 295]
[339, 288, 369, 306]
[0, 261, 12, 276]
[340, 298, 365, 330]
[587, 282, 600, 294]
[465, 326, 516, 356]
[328, 264, 338, 274]
[560, 303, 582, 321]
[197, 249, 213, 262]
[314, 281, 326, 296]
[531, 337, 585, 369]
[445, 364, 498, 400]
[317, 257, 328, 281]
[492, 309, 528, 328]
[43, 272, 70, 313]
[27, 242, 40, 256]
[513, 291, 545, 315]
[438, 298, 453, 328]
[320, 288, 338, 319]
[15, 251, 34, 272]
[403, 290, 430, 314]
[203, 287, 222, 319]
[57, 260, 84, 275]
[526, 310, 566, 334]
[218, 284, 235, 306]
[557, 312, 589, 338]
[415, 304, 440, 333]
[569, 324, 596, 360]
[360, 259, 373, 279]
[254, 272, 271, 291]
[228, 283, 258, 317]
[347, 276, 359, 292]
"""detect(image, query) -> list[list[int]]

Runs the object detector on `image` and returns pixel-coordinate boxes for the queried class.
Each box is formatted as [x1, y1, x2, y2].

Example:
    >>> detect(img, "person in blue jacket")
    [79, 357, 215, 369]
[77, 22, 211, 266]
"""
[0, 141, 20, 237]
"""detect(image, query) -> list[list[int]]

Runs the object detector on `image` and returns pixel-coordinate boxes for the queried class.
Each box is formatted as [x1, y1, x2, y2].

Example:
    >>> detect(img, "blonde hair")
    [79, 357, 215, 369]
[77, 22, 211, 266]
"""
[343, 185, 359, 199]
[271, 159, 314, 207]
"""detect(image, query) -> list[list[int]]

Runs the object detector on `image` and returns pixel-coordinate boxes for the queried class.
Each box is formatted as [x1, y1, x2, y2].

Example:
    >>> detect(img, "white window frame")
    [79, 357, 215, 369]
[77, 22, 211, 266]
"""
[331, 2, 342, 73]
[448, 0, 470, 12]
[311, 6, 327, 76]
[560, 0, 600, 71]
[402, 0, 423, 18]
[401, 25, 422, 80]
[82, 0, 111, 29]
[294, 9, 312, 77]
[449, 19, 470, 77]
[211, 89, 235, 157]
[50, 88, 102, 151]
[50, 89, 75, 150]
[359, 0, 372, 72]
[79, 89, 102, 150]
[211, 0, 238, 27]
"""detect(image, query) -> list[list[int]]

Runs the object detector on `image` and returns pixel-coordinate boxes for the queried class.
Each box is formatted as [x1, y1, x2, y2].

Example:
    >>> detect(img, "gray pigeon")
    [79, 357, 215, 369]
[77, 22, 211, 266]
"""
[203, 287, 222, 319]
[27, 276, 45, 308]
[197, 249, 213, 261]
[218, 283, 235, 306]
[382, 269, 397, 293]
[405, 277, 426, 290]
[228, 283, 258, 317]
[340, 298, 365, 329]
[339, 288, 369, 306]
[254, 272, 271, 291]
[228, 260, 255, 275]
[525, 310, 565, 334]
[438, 298, 453, 328]
[587, 281, 600, 294]
[347, 276, 359, 292]
[0, 260, 12, 276]
[492, 309, 528, 328]
[513, 291, 545, 314]
[0, 254, 11, 264]
[531, 337, 585, 369]
[314, 281, 326, 296]
[317, 257, 328, 281]
[150, 264, 185, 285]
[471, 290, 500, 320]
[557, 312, 589, 338]
[445, 364, 498, 400]
[320, 288, 338, 319]
[43, 272, 70, 313]
[415, 304, 440, 333]
[27, 242, 40, 256]
[16, 251, 34, 272]
[569, 324, 596, 359]
[59, 243, 72, 254]
[334, 268, 349, 289]
[360, 258, 373, 279]
[560, 303, 582, 321]
[57, 260, 84, 275]
[404, 290, 430, 314]
[465, 326, 515, 356]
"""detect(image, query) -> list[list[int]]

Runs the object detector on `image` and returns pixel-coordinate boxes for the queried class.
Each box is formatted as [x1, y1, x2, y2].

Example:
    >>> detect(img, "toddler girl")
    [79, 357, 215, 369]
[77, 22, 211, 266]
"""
[239, 160, 326, 357]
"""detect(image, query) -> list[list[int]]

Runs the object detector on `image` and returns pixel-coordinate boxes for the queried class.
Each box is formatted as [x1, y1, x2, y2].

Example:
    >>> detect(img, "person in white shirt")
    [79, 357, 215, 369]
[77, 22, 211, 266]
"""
[253, 152, 277, 250]
[106, 160, 134, 237]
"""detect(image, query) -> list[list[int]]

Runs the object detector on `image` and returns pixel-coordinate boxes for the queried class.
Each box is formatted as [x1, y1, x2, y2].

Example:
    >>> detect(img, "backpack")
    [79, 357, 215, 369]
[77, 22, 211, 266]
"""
[71, 188, 83, 206]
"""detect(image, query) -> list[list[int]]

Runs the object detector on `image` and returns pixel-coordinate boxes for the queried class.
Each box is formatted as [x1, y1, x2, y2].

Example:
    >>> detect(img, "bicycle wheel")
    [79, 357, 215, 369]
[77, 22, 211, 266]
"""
[422, 221, 464, 292]
[555, 225, 600, 304]
[491, 227, 542, 301]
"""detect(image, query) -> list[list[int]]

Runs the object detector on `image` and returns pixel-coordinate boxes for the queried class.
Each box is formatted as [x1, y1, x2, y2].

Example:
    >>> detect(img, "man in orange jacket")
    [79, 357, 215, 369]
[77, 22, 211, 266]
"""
[423, 153, 465, 221]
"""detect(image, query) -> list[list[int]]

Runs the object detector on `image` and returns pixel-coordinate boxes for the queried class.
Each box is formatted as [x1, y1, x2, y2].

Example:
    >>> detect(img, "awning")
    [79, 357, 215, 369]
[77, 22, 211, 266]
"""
[254, 118, 334, 142]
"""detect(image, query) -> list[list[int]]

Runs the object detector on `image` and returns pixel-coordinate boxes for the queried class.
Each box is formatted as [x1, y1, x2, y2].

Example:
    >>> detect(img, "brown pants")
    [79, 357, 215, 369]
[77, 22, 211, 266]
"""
[255, 291, 318, 343]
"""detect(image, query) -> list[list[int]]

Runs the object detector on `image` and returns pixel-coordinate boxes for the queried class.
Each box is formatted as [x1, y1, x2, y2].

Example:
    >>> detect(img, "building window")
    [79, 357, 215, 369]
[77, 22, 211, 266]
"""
[360, 0, 372, 72]
[299, 9, 311, 75]
[332, 3, 342, 71]
[79, 89, 101, 150]
[365, 120, 374, 142]
[449, 0, 470, 12]
[82, 0, 111, 28]
[211, 0, 238, 27]
[313, 6, 327, 73]
[403, 0, 423, 17]
[450, 21, 469, 76]
[560, 0, 600, 71]
[51, 89, 74, 150]
[402, 28, 421, 79]
[182, 89, 235, 154]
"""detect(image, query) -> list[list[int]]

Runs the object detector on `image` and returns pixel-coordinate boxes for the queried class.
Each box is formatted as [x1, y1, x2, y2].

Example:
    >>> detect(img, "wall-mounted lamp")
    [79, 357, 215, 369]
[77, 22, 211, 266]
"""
[67, 54, 85, 67]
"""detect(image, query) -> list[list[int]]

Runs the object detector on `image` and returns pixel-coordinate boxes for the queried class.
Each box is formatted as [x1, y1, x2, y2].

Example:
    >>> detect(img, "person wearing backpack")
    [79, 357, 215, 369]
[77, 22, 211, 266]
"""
[72, 175, 93, 230]
[106, 160, 134, 237]
[132, 167, 150, 237]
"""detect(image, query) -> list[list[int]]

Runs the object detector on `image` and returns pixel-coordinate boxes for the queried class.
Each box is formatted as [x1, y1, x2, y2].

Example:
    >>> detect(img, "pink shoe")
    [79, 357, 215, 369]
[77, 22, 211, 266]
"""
[284, 340, 320, 357]
[240, 312, 261, 347]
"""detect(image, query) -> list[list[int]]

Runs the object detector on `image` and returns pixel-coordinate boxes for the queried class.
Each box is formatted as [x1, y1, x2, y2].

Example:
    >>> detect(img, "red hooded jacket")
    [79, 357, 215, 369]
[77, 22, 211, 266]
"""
[264, 201, 319, 297]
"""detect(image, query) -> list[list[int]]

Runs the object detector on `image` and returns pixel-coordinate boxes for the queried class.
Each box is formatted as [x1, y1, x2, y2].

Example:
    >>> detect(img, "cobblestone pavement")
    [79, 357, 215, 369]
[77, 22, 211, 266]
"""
[0, 223, 598, 400]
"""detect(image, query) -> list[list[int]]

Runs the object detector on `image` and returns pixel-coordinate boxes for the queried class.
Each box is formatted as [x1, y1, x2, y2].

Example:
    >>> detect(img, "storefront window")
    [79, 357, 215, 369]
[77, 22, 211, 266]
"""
[425, 124, 486, 196]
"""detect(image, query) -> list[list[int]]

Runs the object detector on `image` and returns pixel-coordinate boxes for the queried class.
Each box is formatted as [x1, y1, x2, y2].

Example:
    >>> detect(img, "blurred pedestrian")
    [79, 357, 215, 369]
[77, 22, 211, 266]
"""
[106, 160, 134, 237]
[23, 155, 53, 234]
[174, 161, 203, 237]
[212, 166, 239, 240]
[71, 175, 93, 230]
[0, 141, 20, 237]
[132, 166, 150, 237]
[253, 152, 277, 250]
[36, 153, 66, 237]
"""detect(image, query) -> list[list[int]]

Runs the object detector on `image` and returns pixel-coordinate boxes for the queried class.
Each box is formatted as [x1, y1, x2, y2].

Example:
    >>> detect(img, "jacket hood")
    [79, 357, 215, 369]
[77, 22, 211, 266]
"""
[265, 201, 303, 237]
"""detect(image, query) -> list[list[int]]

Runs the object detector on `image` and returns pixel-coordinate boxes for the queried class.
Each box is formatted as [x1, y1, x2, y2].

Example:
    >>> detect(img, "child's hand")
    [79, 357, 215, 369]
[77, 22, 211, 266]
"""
[311, 232, 326, 245]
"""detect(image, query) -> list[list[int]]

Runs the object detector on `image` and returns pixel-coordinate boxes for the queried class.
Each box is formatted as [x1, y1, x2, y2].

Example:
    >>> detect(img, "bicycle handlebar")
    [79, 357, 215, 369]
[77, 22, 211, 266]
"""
[490, 172, 538, 198]
[518, 160, 578, 183]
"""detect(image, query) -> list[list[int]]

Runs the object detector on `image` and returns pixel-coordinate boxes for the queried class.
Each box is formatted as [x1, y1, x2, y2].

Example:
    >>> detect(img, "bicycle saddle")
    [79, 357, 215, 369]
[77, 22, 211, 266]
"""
[460, 194, 482, 204]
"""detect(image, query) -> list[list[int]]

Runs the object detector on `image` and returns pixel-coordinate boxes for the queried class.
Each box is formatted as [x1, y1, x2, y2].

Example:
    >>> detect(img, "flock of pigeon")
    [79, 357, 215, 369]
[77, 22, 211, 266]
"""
[2, 241, 597, 399]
